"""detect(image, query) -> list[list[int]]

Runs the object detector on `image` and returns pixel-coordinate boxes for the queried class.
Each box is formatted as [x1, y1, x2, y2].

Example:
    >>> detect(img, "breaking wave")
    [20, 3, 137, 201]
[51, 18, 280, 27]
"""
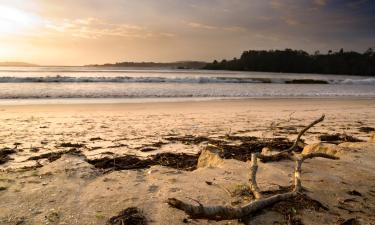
[0, 75, 373, 85]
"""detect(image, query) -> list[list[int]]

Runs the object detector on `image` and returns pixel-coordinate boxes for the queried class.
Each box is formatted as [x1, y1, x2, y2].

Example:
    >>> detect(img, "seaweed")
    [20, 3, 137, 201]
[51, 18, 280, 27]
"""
[152, 153, 198, 171]
[87, 155, 153, 170]
[269, 193, 328, 225]
[59, 142, 86, 148]
[337, 218, 361, 225]
[106, 207, 147, 225]
[87, 152, 198, 171]
[213, 137, 295, 162]
[164, 135, 212, 145]
[87, 137, 295, 171]
[358, 127, 375, 133]
[319, 133, 362, 143]
[0, 147, 16, 165]
[27, 148, 82, 162]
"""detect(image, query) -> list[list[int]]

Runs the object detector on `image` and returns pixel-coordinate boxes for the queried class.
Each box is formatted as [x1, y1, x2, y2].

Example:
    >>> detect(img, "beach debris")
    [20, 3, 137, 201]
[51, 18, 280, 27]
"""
[87, 152, 198, 171]
[319, 133, 362, 143]
[337, 218, 361, 225]
[29, 146, 40, 153]
[358, 127, 375, 133]
[13, 142, 22, 148]
[167, 151, 338, 221]
[347, 190, 362, 197]
[140, 147, 158, 152]
[89, 137, 103, 141]
[106, 207, 147, 225]
[89, 146, 102, 151]
[107, 143, 128, 149]
[218, 137, 294, 162]
[152, 153, 197, 171]
[136, 140, 169, 152]
[369, 133, 375, 142]
[27, 148, 82, 162]
[257, 115, 325, 162]
[166, 115, 340, 221]
[0, 147, 16, 165]
[88, 155, 152, 170]
[45, 211, 60, 223]
[0, 186, 8, 191]
[271, 193, 328, 225]
[87, 137, 295, 171]
[58, 142, 86, 148]
[164, 135, 211, 145]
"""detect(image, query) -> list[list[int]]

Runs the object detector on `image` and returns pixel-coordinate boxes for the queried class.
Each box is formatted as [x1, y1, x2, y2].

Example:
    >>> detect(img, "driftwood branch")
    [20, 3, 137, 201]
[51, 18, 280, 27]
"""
[167, 192, 297, 220]
[249, 154, 262, 199]
[258, 114, 325, 163]
[293, 152, 339, 192]
[167, 151, 338, 220]
[287, 114, 325, 152]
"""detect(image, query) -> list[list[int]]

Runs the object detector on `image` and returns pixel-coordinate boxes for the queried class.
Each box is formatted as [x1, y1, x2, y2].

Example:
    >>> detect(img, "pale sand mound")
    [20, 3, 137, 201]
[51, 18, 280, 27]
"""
[1, 143, 375, 225]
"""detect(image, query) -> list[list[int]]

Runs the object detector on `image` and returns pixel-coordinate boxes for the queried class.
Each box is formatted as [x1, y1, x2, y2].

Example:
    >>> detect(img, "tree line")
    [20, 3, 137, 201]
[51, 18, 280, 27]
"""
[204, 48, 375, 76]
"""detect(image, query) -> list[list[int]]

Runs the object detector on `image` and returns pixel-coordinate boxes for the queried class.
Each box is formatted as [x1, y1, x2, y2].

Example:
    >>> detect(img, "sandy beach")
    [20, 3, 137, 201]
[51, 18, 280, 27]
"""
[1, 98, 375, 225]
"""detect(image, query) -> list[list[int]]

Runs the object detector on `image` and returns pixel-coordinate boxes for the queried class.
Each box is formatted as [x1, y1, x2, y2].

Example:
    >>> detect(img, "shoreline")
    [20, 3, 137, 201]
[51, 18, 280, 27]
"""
[0, 96, 374, 106]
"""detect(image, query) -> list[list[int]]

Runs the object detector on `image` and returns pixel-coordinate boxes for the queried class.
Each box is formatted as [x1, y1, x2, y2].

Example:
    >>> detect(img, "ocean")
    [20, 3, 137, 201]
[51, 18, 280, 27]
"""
[0, 66, 374, 103]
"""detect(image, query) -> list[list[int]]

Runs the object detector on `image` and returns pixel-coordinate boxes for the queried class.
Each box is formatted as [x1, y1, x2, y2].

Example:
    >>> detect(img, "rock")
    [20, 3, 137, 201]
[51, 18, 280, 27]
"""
[197, 147, 223, 168]
[261, 147, 280, 156]
[261, 147, 272, 156]
[302, 143, 343, 156]
[369, 133, 375, 142]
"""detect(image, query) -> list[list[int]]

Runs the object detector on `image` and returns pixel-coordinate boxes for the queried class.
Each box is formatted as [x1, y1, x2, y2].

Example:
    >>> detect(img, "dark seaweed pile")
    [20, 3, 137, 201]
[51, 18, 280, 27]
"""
[319, 133, 362, 143]
[87, 153, 198, 171]
[0, 147, 16, 165]
[106, 207, 147, 225]
[87, 136, 296, 171]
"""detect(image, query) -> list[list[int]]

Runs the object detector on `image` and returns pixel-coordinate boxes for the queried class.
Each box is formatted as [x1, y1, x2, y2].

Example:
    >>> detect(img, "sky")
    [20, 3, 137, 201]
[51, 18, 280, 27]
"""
[0, 0, 374, 65]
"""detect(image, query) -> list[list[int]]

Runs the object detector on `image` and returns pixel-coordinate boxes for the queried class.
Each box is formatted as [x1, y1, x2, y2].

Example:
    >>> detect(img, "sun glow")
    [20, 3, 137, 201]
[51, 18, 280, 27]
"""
[0, 5, 39, 35]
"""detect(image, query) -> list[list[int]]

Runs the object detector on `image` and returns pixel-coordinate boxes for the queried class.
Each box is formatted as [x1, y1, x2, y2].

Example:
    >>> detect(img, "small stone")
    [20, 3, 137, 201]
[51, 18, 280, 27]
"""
[302, 143, 343, 156]
[369, 133, 375, 142]
[197, 147, 223, 168]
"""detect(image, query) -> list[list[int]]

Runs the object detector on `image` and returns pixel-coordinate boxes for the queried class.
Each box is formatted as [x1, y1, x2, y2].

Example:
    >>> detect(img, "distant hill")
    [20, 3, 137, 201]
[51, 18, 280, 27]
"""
[0, 62, 38, 67]
[204, 48, 375, 76]
[87, 61, 207, 69]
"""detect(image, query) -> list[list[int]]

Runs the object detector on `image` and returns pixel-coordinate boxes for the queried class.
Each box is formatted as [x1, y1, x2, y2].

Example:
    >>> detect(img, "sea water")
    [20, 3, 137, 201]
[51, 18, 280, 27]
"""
[0, 66, 374, 103]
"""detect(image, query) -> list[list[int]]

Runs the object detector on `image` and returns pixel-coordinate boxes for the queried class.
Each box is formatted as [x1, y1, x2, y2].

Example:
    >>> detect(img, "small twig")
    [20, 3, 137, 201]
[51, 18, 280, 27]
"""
[285, 114, 325, 153]
[258, 115, 325, 163]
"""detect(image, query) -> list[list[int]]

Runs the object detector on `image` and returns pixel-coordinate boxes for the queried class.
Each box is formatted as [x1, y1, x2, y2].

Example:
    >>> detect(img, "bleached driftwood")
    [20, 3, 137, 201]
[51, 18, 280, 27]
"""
[258, 114, 325, 162]
[167, 152, 338, 220]
[249, 153, 262, 199]
[292, 152, 338, 192]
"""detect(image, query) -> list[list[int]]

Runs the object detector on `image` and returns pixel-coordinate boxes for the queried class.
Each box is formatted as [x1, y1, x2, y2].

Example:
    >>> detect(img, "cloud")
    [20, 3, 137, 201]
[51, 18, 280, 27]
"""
[283, 17, 300, 26]
[187, 22, 217, 30]
[270, 0, 283, 9]
[43, 17, 174, 39]
[346, 0, 368, 8]
[314, 0, 328, 6]
[187, 22, 248, 33]
[1, 0, 374, 65]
